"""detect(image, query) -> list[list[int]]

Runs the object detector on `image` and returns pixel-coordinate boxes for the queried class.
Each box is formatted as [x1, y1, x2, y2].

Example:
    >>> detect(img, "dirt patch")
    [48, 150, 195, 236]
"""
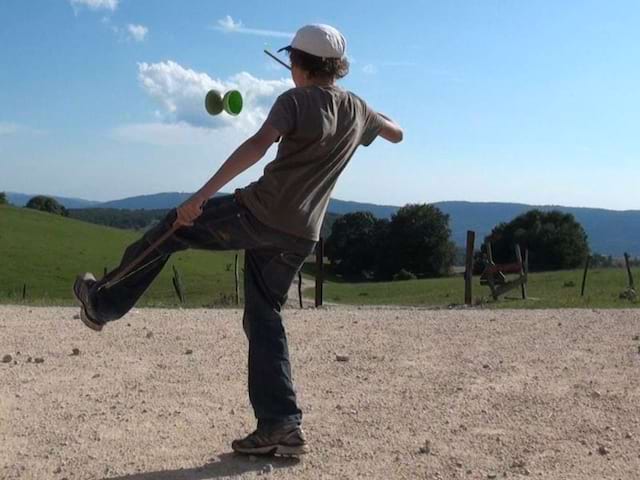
[1, 306, 640, 479]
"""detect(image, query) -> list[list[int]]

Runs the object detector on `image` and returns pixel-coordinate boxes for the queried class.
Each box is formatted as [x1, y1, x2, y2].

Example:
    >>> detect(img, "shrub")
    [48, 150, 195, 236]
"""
[393, 269, 417, 281]
[486, 209, 589, 271]
[25, 195, 68, 217]
[378, 204, 456, 279]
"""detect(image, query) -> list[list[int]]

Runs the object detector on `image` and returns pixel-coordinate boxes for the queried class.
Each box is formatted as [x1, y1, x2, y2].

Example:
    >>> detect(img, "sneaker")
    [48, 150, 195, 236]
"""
[72, 273, 105, 332]
[231, 423, 310, 456]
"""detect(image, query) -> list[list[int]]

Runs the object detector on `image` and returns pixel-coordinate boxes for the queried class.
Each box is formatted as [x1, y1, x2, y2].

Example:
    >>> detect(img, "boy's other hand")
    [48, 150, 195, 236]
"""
[174, 196, 206, 228]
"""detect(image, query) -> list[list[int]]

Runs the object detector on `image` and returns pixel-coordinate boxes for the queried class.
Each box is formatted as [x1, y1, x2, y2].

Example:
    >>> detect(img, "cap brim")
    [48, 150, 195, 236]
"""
[277, 46, 292, 53]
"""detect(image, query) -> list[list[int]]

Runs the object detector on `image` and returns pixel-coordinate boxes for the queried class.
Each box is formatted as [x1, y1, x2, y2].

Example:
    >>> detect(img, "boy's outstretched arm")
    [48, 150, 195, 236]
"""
[377, 112, 404, 143]
[174, 122, 281, 227]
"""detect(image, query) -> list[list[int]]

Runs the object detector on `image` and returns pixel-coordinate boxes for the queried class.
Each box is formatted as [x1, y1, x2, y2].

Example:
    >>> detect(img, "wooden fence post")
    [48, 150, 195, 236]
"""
[315, 237, 324, 308]
[234, 253, 240, 306]
[486, 241, 494, 264]
[171, 265, 185, 304]
[515, 244, 527, 300]
[464, 230, 475, 306]
[624, 252, 635, 290]
[298, 271, 303, 309]
[22, 284, 26, 300]
[581, 255, 591, 297]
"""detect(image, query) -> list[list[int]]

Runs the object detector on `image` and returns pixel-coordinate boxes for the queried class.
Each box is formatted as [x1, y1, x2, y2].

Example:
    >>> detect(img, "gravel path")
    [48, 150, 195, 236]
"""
[2, 306, 640, 479]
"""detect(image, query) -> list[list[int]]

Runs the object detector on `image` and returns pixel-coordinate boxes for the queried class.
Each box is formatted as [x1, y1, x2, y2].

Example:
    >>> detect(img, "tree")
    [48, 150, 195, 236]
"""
[378, 204, 456, 279]
[0, 192, 7, 205]
[25, 195, 69, 217]
[325, 212, 387, 279]
[487, 209, 589, 271]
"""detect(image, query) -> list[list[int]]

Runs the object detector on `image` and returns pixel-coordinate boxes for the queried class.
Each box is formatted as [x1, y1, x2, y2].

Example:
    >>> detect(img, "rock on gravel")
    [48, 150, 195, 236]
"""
[2, 354, 12, 363]
[418, 440, 431, 454]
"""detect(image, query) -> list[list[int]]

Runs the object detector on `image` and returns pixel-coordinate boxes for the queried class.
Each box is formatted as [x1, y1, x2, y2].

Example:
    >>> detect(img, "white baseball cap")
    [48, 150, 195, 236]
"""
[278, 24, 346, 59]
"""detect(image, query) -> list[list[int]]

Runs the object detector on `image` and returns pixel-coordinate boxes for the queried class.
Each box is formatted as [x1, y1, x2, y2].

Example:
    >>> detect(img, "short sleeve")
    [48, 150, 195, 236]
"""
[359, 100, 385, 147]
[265, 90, 297, 137]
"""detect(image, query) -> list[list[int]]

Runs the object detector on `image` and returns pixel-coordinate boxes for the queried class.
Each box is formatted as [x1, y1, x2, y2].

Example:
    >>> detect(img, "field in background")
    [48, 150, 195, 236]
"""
[2, 205, 638, 309]
[0, 206, 241, 307]
[304, 265, 639, 309]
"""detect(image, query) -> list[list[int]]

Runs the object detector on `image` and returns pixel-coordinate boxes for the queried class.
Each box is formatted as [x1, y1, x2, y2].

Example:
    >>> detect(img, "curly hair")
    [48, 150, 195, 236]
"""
[287, 48, 350, 80]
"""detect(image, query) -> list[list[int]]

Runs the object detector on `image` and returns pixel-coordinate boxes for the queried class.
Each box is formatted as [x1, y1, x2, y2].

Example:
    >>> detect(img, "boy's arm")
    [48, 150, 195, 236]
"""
[173, 122, 281, 227]
[377, 112, 404, 143]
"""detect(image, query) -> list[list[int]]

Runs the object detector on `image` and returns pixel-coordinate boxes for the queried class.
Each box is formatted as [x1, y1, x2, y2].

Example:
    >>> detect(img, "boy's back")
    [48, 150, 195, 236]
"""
[237, 85, 383, 241]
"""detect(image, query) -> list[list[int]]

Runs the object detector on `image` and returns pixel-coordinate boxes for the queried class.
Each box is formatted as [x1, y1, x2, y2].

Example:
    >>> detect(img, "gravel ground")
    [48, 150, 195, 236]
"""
[1, 306, 640, 480]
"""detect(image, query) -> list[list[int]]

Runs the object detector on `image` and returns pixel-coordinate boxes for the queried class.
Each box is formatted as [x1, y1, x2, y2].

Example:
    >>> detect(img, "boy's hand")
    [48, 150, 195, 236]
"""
[174, 195, 207, 228]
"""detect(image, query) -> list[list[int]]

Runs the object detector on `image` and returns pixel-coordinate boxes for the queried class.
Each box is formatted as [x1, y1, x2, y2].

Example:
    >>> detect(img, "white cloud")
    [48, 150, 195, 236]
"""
[362, 61, 422, 76]
[383, 61, 418, 67]
[99, 18, 148, 43]
[70, 0, 118, 11]
[0, 122, 44, 136]
[127, 24, 148, 42]
[136, 60, 293, 132]
[214, 15, 293, 39]
[218, 15, 242, 31]
[362, 64, 378, 75]
[0, 122, 19, 136]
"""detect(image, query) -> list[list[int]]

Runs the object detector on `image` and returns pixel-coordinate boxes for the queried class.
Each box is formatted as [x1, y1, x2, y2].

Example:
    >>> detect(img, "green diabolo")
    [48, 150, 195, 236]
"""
[205, 90, 243, 116]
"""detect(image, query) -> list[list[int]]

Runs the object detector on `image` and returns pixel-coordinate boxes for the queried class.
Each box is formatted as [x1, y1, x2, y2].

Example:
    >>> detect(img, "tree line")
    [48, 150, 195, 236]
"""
[4, 193, 612, 276]
[327, 205, 591, 280]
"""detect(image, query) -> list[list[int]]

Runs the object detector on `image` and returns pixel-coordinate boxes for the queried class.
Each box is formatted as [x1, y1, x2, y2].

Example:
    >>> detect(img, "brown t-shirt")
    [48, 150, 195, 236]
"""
[236, 85, 385, 241]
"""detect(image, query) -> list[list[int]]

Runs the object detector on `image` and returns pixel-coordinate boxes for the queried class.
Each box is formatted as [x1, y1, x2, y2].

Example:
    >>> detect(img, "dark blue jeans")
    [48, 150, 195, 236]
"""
[89, 194, 316, 427]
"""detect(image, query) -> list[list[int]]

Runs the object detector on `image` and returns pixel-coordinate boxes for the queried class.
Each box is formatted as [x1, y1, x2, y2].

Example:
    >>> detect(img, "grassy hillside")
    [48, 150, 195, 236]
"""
[9, 191, 640, 255]
[0, 205, 241, 307]
[308, 267, 639, 308]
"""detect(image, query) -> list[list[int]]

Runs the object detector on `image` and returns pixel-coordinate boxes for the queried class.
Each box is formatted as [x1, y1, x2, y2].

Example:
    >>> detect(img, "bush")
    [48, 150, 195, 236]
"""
[0, 192, 7, 205]
[392, 269, 417, 281]
[486, 209, 589, 271]
[325, 212, 387, 279]
[325, 204, 456, 281]
[25, 195, 68, 217]
[378, 204, 456, 279]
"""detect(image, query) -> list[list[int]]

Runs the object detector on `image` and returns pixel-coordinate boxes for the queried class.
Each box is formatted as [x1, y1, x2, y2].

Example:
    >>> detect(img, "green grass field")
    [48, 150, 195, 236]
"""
[0, 205, 242, 307]
[304, 264, 639, 309]
[3, 205, 638, 309]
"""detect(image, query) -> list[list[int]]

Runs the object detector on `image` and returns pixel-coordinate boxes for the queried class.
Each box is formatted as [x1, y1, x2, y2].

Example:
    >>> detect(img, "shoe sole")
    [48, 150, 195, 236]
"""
[72, 278, 104, 332]
[80, 307, 103, 332]
[232, 443, 310, 456]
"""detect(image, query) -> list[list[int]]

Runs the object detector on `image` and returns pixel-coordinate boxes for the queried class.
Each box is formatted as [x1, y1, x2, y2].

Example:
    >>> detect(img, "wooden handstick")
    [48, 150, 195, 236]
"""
[98, 225, 178, 291]
[264, 49, 291, 70]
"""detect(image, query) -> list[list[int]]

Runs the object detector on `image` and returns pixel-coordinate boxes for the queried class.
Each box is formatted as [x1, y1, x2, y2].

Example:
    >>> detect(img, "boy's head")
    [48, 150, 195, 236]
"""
[278, 24, 350, 86]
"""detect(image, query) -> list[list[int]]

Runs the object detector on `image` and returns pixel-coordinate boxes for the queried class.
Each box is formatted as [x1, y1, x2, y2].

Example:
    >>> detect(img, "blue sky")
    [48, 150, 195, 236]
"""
[1, 0, 639, 210]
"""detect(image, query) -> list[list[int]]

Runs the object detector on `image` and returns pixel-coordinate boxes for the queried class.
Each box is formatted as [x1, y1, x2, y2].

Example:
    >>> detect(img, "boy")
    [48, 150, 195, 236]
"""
[73, 24, 403, 456]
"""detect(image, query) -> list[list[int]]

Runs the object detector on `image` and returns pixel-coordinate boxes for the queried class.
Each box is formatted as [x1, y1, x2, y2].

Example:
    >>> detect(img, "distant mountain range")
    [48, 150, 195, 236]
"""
[6, 191, 639, 256]
[6, 192, 100, 209]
